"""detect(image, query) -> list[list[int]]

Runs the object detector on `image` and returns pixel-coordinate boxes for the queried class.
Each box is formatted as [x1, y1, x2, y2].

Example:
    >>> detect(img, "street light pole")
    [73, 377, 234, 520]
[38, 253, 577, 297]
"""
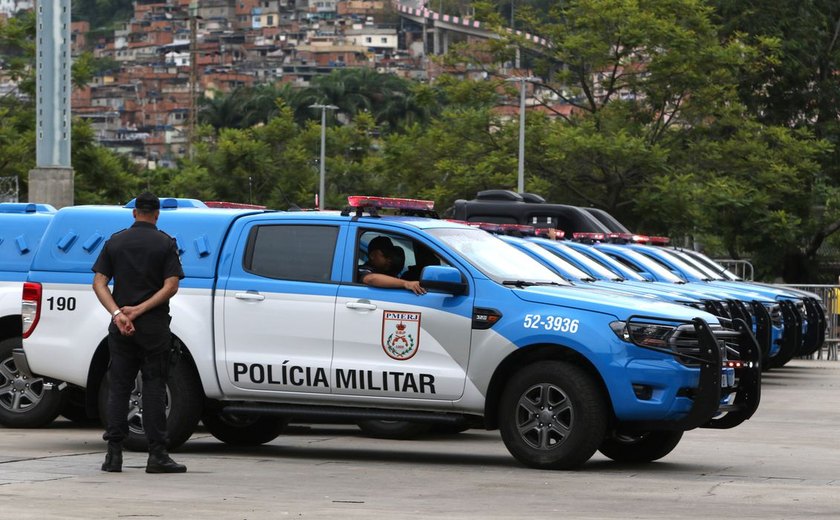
[506, 77, 535, 193]
[309, 103, 338, 210]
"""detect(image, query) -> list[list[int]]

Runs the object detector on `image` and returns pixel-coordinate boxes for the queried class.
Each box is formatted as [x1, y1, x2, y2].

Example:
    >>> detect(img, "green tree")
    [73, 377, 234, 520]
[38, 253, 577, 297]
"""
[711, 0, 840, 280]
[453, 0, 830, 281]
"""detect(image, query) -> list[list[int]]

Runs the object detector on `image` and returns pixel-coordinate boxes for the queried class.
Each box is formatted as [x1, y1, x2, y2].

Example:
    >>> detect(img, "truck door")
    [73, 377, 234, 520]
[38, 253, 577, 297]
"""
[332, 227, 473, 401]
[218, 220, 344, 397]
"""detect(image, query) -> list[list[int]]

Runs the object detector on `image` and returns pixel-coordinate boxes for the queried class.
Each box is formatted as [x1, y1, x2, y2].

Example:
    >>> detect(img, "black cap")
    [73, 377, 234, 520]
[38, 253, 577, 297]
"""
[368, 236, 395, 255]
[135, 191, 160, 211]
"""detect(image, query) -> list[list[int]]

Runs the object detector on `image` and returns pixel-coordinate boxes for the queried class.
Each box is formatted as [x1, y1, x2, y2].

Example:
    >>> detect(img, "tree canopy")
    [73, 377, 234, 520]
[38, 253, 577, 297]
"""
[2, 1, 839, 281]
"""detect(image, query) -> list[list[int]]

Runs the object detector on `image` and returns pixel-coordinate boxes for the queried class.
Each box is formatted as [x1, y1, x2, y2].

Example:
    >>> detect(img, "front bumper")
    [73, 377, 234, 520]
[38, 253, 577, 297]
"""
[619, 316, 761, 431]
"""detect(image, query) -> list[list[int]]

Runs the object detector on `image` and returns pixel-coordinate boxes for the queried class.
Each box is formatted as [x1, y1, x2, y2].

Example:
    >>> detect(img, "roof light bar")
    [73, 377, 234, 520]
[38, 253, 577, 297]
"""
[648, 236, 671, 245]
[347, 196, 434, 211]
[607, 232, 651, 244]
[204, 201, 268, 209]
[498, 223, 535, 233]
[534, 228, 565, 239]
[475, 222, 504, 232]
[572, 232, 606, 242]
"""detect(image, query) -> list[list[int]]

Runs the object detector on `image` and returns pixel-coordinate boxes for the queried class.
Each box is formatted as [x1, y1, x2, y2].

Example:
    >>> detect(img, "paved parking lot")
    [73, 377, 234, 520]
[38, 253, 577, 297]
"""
[1, 359, 838, 519]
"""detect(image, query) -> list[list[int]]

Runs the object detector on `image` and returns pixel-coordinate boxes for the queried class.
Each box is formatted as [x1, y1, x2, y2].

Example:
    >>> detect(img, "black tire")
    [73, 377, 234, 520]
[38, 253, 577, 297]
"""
[356, 420, 432, 439]
[0, 337, 63, 428]
[598, 430, 684, 463]
[203, 412, 287, 446]
[498, 361, 608, 470]
[60, 387, 94, 423]
[97, 358, 204, 452]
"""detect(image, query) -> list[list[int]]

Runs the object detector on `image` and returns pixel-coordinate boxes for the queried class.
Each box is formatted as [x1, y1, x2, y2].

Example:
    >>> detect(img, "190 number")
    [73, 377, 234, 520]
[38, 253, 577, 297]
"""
[523, 314, 579, 333]
[46, 296, 76, 311]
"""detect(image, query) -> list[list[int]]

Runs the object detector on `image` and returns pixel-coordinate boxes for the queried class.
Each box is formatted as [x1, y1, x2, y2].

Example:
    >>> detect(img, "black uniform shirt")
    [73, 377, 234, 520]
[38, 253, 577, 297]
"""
[92, 221, 184, 328]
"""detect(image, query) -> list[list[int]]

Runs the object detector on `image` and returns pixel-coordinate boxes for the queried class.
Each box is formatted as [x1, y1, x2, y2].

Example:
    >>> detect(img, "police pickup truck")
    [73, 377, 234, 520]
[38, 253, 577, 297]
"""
[0, 203, 62, 427]
[17, 196, 760, 469]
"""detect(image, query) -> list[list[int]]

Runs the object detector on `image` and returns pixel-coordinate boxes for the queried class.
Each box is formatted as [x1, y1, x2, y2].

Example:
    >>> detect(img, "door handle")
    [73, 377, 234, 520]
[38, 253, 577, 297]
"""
[346, 301, 377, 311]
[235, 292, 265, 302]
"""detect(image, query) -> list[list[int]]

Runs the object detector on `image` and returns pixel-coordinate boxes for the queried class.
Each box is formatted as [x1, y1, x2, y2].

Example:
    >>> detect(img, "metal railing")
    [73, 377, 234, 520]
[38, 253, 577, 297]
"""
[778, 284, 839, 361]
[716, 259, 754, 281]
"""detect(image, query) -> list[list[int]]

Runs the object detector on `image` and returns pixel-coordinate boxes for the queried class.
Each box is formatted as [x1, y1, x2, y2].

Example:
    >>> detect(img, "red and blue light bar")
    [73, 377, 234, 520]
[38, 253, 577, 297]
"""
[347, 196, 434, 211]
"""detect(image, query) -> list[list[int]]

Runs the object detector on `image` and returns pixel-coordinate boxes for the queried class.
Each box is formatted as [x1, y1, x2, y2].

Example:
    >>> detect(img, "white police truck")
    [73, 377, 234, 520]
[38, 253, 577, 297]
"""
[16, 196, 760, 469]
[0, 203, 63, 427]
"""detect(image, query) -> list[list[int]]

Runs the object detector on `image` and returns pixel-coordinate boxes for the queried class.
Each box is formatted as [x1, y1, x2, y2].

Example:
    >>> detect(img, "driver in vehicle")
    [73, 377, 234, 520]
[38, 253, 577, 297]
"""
[358, 236, 426, 295]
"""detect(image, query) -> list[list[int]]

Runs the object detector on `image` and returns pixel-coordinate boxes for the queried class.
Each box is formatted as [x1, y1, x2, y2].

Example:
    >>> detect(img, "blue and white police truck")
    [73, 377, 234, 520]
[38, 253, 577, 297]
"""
[0, 203, 62, 427]
[16, 196, 761, 469]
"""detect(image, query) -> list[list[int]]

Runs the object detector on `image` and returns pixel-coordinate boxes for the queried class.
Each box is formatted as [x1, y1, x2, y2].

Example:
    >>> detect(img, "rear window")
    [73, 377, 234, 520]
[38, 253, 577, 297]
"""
[244, 225, 338, 282]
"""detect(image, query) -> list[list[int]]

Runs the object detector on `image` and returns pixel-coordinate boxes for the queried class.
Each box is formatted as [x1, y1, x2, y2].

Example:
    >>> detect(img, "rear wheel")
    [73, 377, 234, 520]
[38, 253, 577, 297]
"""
[598, 430, 684, 463]
[0, 338, 63, 428]
[203, 412, 287, 446]
[356, 420, 431, 439]
[97, 359, 204, 451]
[498, 361, 608, 470]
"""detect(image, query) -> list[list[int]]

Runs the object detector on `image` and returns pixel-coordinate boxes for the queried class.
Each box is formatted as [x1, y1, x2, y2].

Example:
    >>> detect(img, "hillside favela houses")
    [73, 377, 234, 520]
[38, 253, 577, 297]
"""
[5, 0, 564, 168]
[66, 0, 446, 167]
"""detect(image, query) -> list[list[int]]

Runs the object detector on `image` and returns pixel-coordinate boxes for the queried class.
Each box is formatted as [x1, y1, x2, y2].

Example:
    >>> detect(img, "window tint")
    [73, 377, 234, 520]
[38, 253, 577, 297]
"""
[245, 225, 338, 282]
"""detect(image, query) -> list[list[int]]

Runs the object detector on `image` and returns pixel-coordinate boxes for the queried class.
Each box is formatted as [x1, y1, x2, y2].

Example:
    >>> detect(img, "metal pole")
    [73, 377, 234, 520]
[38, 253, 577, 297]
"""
[309, 104, 338, 210]
[319, 107, 327, 211]
[517, 79, 526, 193]
[506, 77, 535, 193]
[510, 0, 514, 30]
[189, 1, 198, 160]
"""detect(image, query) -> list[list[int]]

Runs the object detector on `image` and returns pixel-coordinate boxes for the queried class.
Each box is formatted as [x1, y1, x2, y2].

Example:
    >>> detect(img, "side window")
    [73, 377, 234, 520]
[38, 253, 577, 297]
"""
[357, 231, 448, 283]
[244, 224, 338, 282]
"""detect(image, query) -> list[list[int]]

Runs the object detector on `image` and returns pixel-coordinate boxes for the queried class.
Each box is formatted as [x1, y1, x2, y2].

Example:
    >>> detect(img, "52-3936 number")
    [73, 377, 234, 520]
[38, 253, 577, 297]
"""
[522, 314, 579, 333]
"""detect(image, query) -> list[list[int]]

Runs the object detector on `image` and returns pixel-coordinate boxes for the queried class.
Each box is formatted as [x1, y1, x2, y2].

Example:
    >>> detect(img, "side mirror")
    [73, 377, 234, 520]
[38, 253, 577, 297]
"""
[420, 265, 467, 295]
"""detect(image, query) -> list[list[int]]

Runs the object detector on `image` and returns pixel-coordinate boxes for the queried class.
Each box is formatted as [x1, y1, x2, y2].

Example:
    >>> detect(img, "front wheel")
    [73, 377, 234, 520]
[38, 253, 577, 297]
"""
[598, 430, 684, 463]
[203, 412, 287, 446]
[0, 337, 63, 428]
[97, 358, 204, 451]
[498, 361, 608, 470]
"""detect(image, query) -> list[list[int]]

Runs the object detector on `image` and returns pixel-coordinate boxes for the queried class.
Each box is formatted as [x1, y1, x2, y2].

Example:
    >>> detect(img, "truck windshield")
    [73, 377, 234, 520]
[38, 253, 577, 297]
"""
[430, 228, 570, 286]
[601, 247, 686, 283]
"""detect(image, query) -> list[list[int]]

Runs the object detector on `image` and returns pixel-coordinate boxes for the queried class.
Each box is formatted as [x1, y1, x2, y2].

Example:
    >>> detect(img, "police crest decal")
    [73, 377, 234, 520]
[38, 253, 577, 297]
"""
[382, 311, 421, 360]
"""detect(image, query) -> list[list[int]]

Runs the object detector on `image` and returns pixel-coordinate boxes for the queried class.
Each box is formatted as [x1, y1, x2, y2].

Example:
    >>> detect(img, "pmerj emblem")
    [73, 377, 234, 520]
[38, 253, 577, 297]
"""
[382, 311, 421, 360]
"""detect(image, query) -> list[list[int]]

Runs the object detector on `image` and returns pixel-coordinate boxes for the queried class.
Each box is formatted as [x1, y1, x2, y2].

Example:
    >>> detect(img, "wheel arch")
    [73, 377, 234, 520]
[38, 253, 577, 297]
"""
[482, 343, 614, 430]
[0, 315, 21, 343]
[84, 333, 204, 417]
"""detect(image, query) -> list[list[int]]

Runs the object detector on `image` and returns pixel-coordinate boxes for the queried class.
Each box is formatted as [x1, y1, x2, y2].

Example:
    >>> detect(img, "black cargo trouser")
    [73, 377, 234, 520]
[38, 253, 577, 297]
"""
[102, 325, 171, 451]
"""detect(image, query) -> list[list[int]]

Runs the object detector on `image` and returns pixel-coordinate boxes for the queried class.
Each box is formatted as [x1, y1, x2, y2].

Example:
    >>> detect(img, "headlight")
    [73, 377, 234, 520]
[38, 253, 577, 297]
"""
[610, 321, 675, 347]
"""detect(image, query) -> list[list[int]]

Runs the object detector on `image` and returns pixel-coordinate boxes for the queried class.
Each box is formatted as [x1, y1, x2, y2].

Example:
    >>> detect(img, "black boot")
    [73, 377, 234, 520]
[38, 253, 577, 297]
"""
[101, 442, 123, 472]
[146, 447, 187, 473]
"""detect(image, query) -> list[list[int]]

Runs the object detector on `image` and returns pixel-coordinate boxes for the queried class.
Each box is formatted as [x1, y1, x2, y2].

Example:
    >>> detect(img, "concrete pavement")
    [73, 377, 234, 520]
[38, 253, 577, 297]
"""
[1, 359, 838, 519]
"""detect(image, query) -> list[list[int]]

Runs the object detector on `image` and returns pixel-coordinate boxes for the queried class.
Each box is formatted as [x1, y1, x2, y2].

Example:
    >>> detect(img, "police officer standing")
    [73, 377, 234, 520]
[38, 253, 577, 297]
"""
[92, 192, 187, 473]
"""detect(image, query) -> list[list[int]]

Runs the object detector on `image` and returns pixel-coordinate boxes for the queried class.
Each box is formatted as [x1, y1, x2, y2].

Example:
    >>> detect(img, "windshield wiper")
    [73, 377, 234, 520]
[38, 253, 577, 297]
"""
[502, 280, 538, 287]
[502, 280, 565, 288]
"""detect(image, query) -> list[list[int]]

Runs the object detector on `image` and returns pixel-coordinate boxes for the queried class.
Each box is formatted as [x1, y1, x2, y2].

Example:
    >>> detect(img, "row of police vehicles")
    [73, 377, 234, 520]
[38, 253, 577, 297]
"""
[0, 190, 819, 469]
